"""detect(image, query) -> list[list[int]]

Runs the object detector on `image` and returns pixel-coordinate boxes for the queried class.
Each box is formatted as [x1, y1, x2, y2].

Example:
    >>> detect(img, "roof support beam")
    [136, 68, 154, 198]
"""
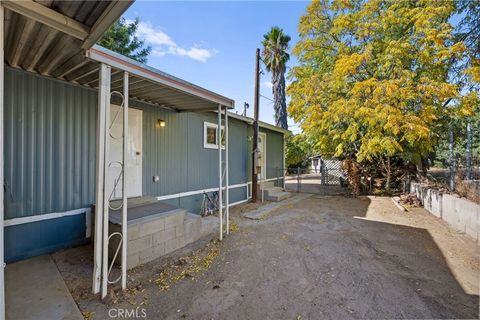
[3, 0, 90, 40]
[82, 1, 133, 49]
[86, 46, 235, 108]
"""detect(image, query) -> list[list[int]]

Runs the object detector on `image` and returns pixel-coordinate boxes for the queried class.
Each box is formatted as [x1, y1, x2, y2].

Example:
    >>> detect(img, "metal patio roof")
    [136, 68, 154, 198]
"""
[86, 45, 235, 111]
[3, 0, 132, 76]
[3, 0, 234, 111]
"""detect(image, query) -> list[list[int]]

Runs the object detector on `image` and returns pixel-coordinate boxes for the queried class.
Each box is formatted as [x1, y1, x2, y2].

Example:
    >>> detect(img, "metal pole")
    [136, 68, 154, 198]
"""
[225, 107, 229, 235]
[0, 5, 5, 318]
[121, 72, 128, 290]
[297, 167, 300, 193]
[101, 65, 111, 299]
[218, 104, 223, 240]
[252, 48, 260, 202]
[449, 125, 456, 191]
[92, 64, 108, 294]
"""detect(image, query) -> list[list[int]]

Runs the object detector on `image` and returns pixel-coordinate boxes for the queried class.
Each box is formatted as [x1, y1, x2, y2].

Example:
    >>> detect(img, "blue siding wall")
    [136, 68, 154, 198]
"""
[5, 67, 97, 219]
[4, 68, 283, 262]
[4, 214, 87, 263]
[132, 100, 249, 202]
[260, 127, 285, 180]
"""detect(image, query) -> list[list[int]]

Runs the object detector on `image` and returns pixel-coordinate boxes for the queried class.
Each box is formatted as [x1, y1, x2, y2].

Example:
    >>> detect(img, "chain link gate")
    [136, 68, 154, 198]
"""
[284, 159, 347, 195]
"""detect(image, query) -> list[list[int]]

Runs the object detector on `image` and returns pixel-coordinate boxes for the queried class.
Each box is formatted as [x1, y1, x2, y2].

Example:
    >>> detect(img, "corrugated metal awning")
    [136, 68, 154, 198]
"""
[3, 0, 235, 112]
[86, 45, 234, 111]
[3, 0, 132, 77]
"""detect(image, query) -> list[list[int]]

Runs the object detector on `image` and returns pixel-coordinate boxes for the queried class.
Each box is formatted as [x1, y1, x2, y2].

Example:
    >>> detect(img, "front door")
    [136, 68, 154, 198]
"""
[108, 105, 143, 199]
[258, 133, 267, 180]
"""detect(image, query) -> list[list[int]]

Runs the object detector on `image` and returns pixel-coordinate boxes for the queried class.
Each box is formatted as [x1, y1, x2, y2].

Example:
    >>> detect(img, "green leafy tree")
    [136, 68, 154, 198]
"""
[285, 134, 314, 168]
[288, 0, 477, 192]
[456, 0, 480, 83]
[98, 17, 151, 63]
[262, 27, 291, 129]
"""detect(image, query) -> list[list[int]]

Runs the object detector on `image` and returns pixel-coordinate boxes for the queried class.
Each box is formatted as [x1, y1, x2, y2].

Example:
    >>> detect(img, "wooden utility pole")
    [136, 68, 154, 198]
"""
[252, 48, 260, 202]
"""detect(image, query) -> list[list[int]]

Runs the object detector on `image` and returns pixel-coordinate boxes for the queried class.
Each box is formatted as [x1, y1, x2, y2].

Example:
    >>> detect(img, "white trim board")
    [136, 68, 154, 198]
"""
[156, 182, 249, 201]
[4, 208, 92, 239]
[2, 179, 284, 229]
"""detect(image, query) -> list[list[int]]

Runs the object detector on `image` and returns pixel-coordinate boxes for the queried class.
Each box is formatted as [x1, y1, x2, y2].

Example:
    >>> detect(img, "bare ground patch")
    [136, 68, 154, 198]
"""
[55, 196, 479, 319]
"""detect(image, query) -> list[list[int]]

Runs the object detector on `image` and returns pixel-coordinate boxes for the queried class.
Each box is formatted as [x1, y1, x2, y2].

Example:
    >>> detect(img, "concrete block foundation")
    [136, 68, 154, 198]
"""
[106, 200, 217, 269]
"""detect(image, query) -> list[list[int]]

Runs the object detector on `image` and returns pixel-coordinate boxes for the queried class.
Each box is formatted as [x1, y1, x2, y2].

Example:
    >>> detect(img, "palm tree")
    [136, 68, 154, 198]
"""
[262, 26, 291, 129]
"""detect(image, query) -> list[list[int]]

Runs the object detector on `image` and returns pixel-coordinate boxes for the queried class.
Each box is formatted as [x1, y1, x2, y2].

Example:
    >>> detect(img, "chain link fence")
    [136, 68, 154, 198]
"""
[427, 121, 480, 203]
[284, 159, 347, 196]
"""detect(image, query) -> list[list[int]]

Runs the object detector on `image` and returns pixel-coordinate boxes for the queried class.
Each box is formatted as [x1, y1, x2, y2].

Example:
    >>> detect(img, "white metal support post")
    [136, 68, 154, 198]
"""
[121, 72, 128, 290]
[101, 65, 111, 299]
[93, 64, 109, 294]
[225, 107, 229, 235]
[217, 104, 223, 240]
[0, 4, 5, 319]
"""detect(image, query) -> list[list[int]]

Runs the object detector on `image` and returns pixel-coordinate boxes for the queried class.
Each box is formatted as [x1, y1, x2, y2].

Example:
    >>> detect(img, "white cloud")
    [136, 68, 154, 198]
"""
[132, 20, 216, 63]
[175, 47, 215, 63]
[262, 81, 273, 89]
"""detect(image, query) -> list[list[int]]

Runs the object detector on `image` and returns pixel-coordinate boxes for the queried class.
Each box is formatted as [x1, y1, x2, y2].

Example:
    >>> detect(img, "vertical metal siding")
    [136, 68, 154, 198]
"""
[4, 67, 97, 219]
[5, 68, 260, 219]
[260, 127, 284, 179]
[141, 108, 249, 198]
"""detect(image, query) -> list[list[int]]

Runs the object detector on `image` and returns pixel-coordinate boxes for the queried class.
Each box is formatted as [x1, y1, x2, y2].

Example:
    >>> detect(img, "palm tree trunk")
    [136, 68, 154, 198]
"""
[272, 68, 288, 129]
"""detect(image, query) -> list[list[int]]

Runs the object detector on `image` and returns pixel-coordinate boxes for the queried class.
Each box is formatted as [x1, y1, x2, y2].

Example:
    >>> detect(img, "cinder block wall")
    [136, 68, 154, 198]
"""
[411, 183, 480, 242]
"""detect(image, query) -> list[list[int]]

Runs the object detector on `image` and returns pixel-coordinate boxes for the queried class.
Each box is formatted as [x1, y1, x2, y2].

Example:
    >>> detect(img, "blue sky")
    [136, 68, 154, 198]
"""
[123, 1, 310, 132]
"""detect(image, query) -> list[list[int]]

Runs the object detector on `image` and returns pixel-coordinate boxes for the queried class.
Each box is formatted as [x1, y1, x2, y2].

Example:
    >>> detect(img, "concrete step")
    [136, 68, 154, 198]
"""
[181, 213, 202, 245]
[110, 209, 221, 269]
[258, 181, 274, 188]
[265, 191, 291, 202]
[258, 186, 283, 198]
[110, 196, 159, 209]
[266, 186, 284, 194]
[201, 215, 219, 236]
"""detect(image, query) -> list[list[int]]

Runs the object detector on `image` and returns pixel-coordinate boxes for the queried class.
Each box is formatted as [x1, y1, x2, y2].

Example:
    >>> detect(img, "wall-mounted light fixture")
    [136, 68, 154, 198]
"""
[156, 119, 166, 128]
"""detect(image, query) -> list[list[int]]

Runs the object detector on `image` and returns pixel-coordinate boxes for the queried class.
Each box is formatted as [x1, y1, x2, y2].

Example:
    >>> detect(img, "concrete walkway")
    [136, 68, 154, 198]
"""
[6, 255, 83, 320]
[243, 193, 312, 220]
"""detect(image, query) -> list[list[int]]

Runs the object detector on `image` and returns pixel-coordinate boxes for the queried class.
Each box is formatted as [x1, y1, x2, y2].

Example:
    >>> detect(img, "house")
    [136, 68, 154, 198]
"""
[0, 0, 288, 308]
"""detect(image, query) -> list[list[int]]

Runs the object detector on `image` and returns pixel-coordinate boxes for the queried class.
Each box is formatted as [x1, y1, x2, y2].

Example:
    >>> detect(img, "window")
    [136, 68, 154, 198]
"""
[204, 122, 225, 149]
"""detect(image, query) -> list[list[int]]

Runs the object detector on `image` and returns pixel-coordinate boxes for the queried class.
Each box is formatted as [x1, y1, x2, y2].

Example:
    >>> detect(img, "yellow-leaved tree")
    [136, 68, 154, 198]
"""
[288, 0, 477, 192]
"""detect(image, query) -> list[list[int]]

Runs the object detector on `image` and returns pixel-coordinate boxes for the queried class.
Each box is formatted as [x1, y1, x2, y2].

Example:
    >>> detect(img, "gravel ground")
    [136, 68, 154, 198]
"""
[55, 195, 479, 320]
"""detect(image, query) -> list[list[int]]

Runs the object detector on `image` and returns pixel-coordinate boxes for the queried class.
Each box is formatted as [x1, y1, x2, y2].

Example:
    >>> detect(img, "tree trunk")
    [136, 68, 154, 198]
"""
[449, 126, 456, 191]
[272, 67, 288, 129]
[415, 157, 428, 182]
[385, 156, 391, 194]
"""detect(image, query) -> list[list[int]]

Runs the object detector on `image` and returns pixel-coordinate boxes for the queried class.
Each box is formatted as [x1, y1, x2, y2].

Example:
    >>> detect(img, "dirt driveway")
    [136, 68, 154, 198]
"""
[56, 196, 479, 319]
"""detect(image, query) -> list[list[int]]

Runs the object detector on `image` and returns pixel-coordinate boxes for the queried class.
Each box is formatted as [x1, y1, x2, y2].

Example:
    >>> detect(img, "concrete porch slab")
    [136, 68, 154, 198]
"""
[6, 255, 83, 320]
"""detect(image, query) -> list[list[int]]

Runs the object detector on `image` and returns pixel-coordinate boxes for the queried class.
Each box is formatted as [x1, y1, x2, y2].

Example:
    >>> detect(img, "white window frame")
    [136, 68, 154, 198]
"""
[203, 121, 225, 149]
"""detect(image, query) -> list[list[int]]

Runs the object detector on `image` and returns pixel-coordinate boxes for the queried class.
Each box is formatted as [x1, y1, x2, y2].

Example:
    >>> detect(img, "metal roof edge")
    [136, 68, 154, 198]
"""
[82, 1, 134, 49]
[86, 45, 235, 108]
[226, 112, 291, 135]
